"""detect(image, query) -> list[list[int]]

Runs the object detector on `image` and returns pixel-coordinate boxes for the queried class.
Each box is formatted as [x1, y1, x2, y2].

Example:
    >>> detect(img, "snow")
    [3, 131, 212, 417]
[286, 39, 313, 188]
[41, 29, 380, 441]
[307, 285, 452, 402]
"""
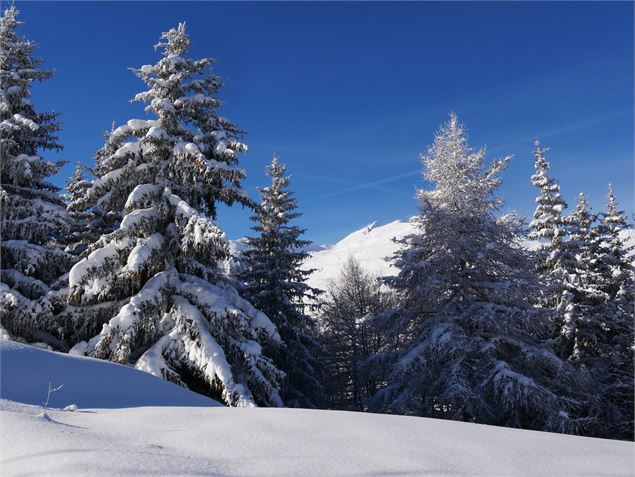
[10, 113, 39, 130]
[125, 233, 164, 273]
[112, 141, 140, 158]
[124, 183, 162, 210]
[120, 206, 160, 230]
[304, 219, 415, 291]
[174, 141, 202, 157]
[144, 125, 167, 139]
[0, 340, 218, 408]
[1, 340, 633, 476]
[303, 220, 635, 292]
[68, 240, 122, 288]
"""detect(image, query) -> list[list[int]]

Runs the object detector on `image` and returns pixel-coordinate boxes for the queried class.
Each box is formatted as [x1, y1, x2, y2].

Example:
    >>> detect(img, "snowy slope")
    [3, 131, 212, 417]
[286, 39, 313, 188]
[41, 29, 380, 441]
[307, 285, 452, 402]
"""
[0, 340, 219, 408]
[304, 220, 415, 291]
[1, 341, 633, 476]
[303, 220, 635, 292]
[2, 399, 633, 477]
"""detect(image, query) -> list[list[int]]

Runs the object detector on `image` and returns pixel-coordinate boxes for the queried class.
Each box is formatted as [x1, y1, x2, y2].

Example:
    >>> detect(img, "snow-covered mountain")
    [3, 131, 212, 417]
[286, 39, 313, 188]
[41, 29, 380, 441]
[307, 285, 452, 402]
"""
[1, 340, 632, 477]
[302, 220, 415, 292]
[301, 219, 635, 293]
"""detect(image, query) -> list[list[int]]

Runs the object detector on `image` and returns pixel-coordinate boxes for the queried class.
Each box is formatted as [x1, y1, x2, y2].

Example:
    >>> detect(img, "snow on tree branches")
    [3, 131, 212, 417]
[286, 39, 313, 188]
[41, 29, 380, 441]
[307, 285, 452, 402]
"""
[0, 6, 72, 346]
[238, 156, 325, 408]
[372, 114, 589, 433]
[64, 23, 283, 407]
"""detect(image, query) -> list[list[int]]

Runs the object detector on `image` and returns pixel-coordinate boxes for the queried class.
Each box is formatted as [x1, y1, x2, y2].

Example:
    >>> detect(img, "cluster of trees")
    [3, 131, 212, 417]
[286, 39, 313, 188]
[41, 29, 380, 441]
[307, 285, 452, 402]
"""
[1, 7, 632, 440]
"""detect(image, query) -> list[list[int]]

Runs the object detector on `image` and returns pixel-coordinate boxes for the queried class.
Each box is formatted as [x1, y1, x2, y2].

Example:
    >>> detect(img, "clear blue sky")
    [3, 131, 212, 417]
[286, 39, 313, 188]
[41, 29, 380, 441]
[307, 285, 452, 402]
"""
[14, 1, 634, 245]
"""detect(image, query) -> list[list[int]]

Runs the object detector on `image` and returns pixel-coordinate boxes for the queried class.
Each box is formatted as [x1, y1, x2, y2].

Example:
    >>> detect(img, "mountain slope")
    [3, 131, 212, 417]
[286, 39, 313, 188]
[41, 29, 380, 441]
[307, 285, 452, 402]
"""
[303, 219, 635, 292]
[303, 220, 415, 291]
[2, 398, 632, 477]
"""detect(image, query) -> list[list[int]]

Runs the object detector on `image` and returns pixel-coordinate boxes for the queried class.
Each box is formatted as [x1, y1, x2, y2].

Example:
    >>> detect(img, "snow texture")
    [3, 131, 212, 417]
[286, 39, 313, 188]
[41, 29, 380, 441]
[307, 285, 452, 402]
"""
[0, 388, 631, 476]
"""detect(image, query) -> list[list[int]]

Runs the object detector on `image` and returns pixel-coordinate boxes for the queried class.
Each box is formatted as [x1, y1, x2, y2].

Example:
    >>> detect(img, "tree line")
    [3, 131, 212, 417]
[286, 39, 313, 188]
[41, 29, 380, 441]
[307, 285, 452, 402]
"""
[0, 7, 632, 440]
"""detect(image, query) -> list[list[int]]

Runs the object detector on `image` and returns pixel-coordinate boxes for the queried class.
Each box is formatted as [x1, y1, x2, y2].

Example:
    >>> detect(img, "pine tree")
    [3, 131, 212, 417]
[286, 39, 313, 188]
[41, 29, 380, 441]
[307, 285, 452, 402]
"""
[320, 257, 394, 411]
[372, 114, 588, 433]
[64, 23, 283, 407]
[0, 6, 71, 345]
[238, 156, 324, 408]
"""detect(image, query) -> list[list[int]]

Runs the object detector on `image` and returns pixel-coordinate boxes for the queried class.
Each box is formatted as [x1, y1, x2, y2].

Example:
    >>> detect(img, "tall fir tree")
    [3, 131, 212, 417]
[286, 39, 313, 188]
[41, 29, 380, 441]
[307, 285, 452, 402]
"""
[583, 185, 634, 439]
[64, 23, 283, 407]
[371, 114, 589, 433]
[528, 141, 582, 355]
[0, 6, 71, 344]
[559, 193, 599, 362]
[238, 156, 324, 408]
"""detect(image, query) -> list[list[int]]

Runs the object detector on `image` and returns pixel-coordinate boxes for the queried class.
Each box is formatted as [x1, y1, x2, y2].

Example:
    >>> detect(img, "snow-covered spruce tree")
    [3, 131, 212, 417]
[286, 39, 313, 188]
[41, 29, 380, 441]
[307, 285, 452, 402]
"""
[0, 6, 72, 345]
[581, 185, 634, 440]
[64, 162, 97, 257]
[65, 23, 283, 407]
[238, 156, 324, 408]
[371, 114, 588, 433]
[320, 257, 394, 411]
[528, 141, 572, 300]
[528, 141, 584, 356]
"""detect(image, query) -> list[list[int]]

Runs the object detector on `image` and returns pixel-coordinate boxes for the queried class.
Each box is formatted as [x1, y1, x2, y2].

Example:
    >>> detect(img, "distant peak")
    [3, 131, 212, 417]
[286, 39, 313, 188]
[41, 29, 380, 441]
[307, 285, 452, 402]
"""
[363, 221, 379, 234]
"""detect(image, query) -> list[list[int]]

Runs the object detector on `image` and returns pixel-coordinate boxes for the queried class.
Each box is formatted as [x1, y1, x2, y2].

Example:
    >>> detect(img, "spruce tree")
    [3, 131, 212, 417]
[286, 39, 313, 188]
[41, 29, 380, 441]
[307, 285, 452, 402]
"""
[0, 6, 71, 344]
[65, 23, 283, 407]
[372, 114, 588, 433]
[558, 193, 596, 361]
[528, 141, 582, 355]
[64, 162, 96, 256]
[238, 156, 324, 408]
[584, 185, 634, 439]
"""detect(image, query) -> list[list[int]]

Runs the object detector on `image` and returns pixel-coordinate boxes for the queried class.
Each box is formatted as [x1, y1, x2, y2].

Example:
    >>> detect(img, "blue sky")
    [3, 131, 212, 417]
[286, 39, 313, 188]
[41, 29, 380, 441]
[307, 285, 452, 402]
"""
[15, 1, 634, 244]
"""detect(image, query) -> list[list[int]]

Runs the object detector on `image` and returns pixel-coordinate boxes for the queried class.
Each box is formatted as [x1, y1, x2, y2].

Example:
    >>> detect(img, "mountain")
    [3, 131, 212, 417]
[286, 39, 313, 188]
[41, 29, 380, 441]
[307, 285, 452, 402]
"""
[302, 220, 414, 292]
[0, 342, 631, 477]
[302, 219, 635, 292]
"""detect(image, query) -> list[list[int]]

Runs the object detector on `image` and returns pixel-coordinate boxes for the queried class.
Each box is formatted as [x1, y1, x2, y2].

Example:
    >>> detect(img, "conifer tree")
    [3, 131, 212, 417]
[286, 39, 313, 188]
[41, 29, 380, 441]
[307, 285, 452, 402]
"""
[64, 162, 96, 256]
[320, 257, 394, 410]
[558, 193, 598, 362]
[372, 115, 588, 433]
[65, 23, 283, 407]
[0, 6, 71, 344]
[582, 186, 634, 439]
[238, 156, 324, 408]
[528, 141, 582, 355]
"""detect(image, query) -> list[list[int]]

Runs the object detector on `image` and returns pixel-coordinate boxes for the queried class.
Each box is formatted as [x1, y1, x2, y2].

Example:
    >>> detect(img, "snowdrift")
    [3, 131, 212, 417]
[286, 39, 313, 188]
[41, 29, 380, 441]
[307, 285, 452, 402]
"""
[1, 399, 632, 477]
[1, 341, 633, 476]
[0, 340, 219, 408]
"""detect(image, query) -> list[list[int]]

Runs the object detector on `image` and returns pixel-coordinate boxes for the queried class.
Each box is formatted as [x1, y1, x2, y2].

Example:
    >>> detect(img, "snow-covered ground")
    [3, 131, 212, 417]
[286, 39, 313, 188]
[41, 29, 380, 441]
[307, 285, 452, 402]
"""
[1, 340, 633, 476]
[0, 340, 218, 408]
